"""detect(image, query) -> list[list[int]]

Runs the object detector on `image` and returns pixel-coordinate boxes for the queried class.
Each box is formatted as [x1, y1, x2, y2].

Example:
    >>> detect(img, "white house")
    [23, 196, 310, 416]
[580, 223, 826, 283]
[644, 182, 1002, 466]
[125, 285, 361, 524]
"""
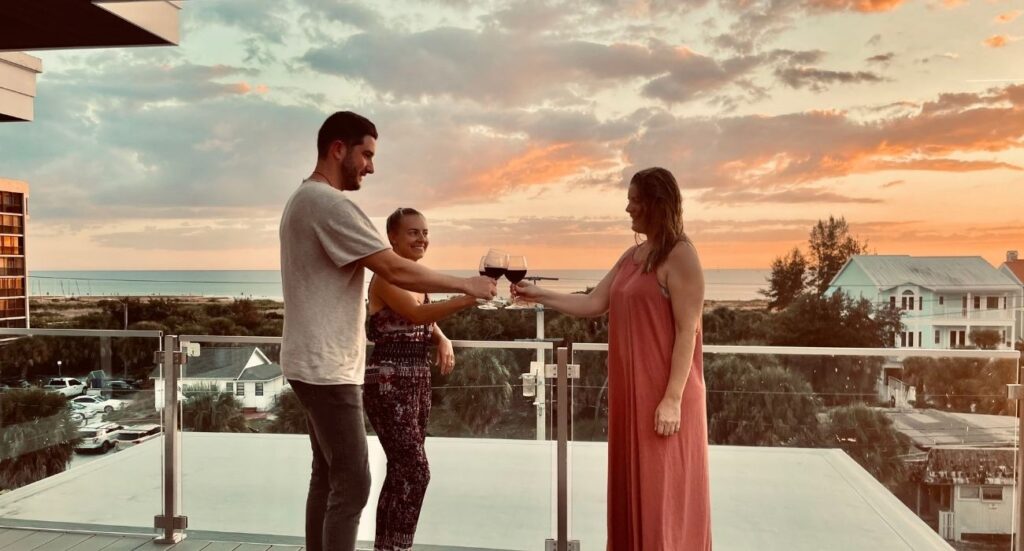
[998, 250, 1024, 346]
[152, 346, 286, 412]
[919, 446, 1015, 542]
[827, 255, 1022, 350]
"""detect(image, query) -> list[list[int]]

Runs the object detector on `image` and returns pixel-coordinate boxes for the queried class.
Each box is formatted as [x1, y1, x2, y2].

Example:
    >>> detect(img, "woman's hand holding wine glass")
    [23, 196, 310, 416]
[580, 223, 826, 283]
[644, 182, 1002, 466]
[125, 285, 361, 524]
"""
[477, 249, 509, 309]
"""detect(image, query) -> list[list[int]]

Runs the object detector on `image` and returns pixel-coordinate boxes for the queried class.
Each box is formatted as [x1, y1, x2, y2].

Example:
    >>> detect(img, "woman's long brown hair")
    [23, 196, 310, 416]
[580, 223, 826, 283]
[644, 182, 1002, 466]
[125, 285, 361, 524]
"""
[632, 167, 689, 273]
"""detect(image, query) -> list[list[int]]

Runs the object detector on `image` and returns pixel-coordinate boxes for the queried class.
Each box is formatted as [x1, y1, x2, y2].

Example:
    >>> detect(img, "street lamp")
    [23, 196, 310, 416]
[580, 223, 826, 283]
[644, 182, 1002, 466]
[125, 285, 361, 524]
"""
[57, 360, 62, 377]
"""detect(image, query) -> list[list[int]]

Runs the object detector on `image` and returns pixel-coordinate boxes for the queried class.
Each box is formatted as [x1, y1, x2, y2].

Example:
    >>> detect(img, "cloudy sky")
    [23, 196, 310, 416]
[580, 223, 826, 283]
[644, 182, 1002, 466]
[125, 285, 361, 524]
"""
[1, 0, 1022, 271]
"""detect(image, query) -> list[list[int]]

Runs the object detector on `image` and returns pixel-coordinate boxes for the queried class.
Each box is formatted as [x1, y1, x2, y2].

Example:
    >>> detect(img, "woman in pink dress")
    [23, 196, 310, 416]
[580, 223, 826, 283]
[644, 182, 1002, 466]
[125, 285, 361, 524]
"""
[515, 167, 711, 550]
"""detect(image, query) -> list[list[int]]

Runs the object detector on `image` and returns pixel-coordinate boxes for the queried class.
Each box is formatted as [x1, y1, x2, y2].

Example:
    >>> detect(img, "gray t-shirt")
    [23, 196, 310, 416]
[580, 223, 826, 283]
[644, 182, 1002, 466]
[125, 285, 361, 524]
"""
[279, 179, 389, 385]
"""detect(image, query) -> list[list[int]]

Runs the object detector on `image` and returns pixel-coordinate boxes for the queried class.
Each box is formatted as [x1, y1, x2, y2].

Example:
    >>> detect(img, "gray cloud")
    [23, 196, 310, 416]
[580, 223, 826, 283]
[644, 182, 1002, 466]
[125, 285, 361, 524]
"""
[297, 0, 383, 32]
[186, 0, 294, 44]
[774, 66, 886, 91]
[300, 28, 761, 105]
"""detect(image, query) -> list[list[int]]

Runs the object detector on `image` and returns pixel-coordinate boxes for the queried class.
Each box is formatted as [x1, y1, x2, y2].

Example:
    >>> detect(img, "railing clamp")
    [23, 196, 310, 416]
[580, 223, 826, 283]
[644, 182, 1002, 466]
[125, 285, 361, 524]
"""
[153, 350, 188, 366]
[545, 539, 580, 551]
[545, 363, 580, 379]
[1008, 384, 1024, 401]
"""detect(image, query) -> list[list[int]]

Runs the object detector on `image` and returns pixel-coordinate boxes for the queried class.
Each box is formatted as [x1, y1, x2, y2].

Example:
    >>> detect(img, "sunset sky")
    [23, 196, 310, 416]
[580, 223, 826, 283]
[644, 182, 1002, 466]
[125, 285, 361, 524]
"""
[1, 0, 1022, 271]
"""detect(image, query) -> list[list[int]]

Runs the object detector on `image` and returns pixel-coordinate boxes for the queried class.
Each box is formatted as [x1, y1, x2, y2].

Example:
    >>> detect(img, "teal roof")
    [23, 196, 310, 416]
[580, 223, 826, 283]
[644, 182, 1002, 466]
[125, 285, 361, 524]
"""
[833, 255, 1020, 291]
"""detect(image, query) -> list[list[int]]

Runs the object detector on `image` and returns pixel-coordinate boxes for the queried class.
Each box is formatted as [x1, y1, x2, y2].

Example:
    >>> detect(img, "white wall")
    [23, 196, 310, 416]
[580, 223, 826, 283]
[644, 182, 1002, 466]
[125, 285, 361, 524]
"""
[953, 484, 1014, 539]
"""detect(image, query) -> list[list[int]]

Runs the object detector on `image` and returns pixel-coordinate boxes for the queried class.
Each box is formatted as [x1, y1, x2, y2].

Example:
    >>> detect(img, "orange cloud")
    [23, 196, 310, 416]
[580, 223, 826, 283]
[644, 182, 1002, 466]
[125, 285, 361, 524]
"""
[941, 0, 967, 8]
[466, 143, 617, 195]
[995, 10, 1022, 23]
[229, 82, 253, 94]
[983, 35, 1014, 48]
[623, 85, 1024, 200]
[808, 0, 905, 12]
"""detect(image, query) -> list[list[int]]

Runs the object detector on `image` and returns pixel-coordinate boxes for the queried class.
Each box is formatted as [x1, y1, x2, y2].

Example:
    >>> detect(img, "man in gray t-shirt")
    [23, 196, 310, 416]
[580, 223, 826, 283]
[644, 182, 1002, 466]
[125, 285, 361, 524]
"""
[279, 111, 494, 551]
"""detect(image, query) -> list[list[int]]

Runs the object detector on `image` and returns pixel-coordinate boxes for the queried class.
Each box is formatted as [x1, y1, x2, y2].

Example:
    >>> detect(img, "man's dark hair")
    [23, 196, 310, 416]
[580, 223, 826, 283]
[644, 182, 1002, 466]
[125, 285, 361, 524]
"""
[317, 111, 378, 159]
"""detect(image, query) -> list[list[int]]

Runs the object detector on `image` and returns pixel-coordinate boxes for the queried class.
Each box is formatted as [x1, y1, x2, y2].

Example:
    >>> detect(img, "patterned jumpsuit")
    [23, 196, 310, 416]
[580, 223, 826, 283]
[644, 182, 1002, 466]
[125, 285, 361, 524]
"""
[363, 297, 433, 551]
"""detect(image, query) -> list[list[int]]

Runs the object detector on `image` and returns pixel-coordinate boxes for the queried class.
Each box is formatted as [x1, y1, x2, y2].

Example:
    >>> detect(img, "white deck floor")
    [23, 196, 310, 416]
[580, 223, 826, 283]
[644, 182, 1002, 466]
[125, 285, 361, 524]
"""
[0, 433, 952, 550]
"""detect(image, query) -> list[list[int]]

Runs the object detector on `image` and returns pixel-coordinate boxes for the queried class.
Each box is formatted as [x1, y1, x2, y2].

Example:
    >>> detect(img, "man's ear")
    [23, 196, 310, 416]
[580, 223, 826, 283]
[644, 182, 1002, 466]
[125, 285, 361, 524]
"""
[332, 140, 347, 161]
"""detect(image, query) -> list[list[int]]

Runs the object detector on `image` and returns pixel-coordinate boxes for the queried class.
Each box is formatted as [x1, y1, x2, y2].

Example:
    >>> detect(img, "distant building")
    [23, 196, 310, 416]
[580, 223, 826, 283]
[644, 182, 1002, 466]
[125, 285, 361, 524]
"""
[0, 179, 28, 331]
[914, 446, 1015, 542]
[998, 250, 1024, 347]
[828, 255, 1022, 350]
[151, 346, 286, 412]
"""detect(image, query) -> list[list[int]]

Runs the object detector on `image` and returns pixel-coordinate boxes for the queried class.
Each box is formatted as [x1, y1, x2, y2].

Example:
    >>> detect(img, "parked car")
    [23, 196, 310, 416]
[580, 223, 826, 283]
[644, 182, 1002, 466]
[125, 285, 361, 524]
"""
[45, 377, 86, 397]
[0, 379, 30, 392]
[68, 402, 100, 424]
[107, 380, 140, 397]
[112, 424, 162, 450]
[74, 422, 123, 453]
[70, 394, 131, 413]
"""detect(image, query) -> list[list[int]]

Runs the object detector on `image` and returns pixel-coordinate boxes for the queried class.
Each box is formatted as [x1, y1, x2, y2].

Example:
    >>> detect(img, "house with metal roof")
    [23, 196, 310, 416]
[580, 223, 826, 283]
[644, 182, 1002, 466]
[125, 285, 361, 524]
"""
[827, 255, 1022, 350]
[999, 250, 1024, 347]
[914, 446, 1016, 542]
[151, 346, 285, 412]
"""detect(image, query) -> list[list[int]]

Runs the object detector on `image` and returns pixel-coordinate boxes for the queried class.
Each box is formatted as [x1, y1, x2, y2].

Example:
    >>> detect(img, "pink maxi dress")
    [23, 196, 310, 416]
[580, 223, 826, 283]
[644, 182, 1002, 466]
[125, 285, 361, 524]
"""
[606, 250, 712, 550]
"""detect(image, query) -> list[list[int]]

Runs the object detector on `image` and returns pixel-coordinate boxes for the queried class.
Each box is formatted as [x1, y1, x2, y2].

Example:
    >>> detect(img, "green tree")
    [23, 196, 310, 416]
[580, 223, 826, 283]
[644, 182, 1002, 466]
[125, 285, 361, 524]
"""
[0, 336, 50, 381]
[181, 384, 248, 432]
[706, 356, 822, 446]
[902, 357, 1016, 414]
[807, 216, 868, 295]
[821, 404, 911, 490]
[0, 389, 80, 490]
[761, 217, 868, 304]
[442, 349, 514, 436]
[768, 291, 900, 404]
[265, 389, 308, 434]
[114, 321, 166, 381]
[969, 329, 1003, 350]
[761, 248, 808, 311]
[702, 306, 772, 345]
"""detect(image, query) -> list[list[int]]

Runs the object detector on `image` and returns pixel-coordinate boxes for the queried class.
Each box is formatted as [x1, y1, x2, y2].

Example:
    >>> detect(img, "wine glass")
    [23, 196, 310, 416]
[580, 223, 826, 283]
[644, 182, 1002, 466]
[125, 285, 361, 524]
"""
[505, 255, 531, 309]
[477, 249, 508, 309]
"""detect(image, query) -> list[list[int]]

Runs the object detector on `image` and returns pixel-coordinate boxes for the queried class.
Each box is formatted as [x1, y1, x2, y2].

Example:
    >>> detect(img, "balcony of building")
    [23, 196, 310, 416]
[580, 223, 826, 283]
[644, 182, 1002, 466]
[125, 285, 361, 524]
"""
[1, 329, 1020, 550]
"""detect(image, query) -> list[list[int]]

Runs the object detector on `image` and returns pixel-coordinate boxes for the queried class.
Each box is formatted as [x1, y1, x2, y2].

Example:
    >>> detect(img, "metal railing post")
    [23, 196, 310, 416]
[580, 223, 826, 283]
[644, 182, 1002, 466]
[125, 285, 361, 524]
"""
[557, 344, 570, 551]
[536, 305, 546, 441]
[155, 333, 187, 544]
[1014, 363, 1024, 551]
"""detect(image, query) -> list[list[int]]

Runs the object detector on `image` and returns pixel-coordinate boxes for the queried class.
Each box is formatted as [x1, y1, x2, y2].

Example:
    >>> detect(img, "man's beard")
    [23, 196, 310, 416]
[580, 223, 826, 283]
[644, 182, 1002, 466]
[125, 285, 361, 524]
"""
[339, 155, 361, 190]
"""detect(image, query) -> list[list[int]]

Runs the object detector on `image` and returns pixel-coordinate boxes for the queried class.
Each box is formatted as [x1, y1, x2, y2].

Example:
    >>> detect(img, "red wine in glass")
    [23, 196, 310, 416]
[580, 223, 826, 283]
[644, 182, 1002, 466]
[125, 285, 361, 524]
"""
[505, 269, 527, 284]
[484, 266, 507, 280]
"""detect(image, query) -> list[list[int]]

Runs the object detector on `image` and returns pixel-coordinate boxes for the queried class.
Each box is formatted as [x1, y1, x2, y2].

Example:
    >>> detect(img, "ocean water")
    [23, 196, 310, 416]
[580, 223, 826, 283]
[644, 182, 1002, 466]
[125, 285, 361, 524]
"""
[28, 269, 770, 302]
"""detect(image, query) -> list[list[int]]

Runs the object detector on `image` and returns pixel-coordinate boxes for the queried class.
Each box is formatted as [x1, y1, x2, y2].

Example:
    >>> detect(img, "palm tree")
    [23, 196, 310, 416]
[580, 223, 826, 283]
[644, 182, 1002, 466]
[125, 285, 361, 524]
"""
[442, 349, 513, 436]
[823, 404, 911, 490]
[114, 321, 166, 381]
[181, 384, 248, 433]
[265, 388, 307, 434]
[0, 388, 79, 490]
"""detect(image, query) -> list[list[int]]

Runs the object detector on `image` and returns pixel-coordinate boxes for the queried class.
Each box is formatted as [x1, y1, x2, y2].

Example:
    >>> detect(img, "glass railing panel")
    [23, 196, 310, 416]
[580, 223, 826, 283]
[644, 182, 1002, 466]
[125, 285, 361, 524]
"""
[568, 345, 609, 550]
[174, 336, 552, 550]
[0, 331, 164, 534]
[568, 345, 1020, 550]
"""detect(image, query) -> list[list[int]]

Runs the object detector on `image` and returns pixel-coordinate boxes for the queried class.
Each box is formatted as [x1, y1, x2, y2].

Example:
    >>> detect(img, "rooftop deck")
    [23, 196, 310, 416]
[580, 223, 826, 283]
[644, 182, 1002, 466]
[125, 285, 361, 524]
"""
[0, 433, 953, 551]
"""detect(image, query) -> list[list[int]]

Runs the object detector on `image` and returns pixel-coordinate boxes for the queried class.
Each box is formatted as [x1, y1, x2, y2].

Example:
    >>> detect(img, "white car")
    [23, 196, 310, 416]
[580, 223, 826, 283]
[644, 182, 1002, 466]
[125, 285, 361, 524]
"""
[68, 402, 100, 424]
[45, 377, 86, 397]
[112, 424, 162, 450]
[70, 394, 131, 414]
[75, 422, 123, 453]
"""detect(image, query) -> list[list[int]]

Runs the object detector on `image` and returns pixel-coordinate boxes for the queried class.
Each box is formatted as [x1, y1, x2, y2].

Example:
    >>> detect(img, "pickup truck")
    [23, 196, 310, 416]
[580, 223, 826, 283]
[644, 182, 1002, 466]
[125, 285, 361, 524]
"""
[45, 377, 87, 397]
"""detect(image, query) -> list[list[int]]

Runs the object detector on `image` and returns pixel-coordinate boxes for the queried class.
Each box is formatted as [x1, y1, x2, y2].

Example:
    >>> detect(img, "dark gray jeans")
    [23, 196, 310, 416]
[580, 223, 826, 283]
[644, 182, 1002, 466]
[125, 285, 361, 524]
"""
[290, 380, 370, 551]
